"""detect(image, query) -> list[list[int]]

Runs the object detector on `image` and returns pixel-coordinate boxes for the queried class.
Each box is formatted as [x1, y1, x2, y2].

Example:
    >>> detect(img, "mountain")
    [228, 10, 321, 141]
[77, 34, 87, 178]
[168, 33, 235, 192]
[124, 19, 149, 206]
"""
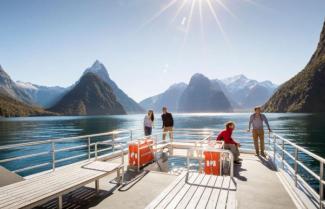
[0, 92, 55, 117]
[0, 65, 33, 104]
[16, 81, 66, 108]
[49, 73, 126, 116]
[84, 61, 144, 114]
[178, 74, 233, 112]
[140, 73, 275, 112]
[219, 75, 277, 109]
[140, 83, 187, 112]
[264, 21, 325, 112]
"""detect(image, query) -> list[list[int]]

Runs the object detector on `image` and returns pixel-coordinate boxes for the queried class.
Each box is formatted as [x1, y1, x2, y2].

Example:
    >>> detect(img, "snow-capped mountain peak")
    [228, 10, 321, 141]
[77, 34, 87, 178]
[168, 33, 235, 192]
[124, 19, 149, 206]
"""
[259, 80, 277, 89]
[221, 74, 248, 85]
[84, 60, 111, 80]
[16, 81, 38, 90]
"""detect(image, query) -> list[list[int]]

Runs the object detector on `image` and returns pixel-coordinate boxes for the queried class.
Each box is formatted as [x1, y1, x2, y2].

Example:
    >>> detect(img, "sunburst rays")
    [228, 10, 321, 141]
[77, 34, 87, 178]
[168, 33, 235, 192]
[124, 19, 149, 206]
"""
[139, 0, 264, 50]
[139, 0, 239, 43]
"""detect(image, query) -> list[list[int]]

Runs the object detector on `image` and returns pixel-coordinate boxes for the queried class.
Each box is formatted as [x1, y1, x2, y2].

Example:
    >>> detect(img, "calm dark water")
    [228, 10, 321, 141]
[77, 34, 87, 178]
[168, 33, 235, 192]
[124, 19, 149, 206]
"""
[0, 113, 324, 191]
[1, 113, 324, 155]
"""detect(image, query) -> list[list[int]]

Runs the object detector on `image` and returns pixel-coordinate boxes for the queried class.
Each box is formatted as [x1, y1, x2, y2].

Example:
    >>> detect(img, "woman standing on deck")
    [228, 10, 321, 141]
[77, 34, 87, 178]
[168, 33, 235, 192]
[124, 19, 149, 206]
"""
[144, 110, 154, 136]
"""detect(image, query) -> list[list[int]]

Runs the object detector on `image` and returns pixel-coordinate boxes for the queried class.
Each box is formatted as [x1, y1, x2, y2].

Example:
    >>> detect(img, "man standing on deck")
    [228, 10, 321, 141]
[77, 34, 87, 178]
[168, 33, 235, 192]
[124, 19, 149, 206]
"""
[248, 106, 272, 157]
[161, 107, 174, 142]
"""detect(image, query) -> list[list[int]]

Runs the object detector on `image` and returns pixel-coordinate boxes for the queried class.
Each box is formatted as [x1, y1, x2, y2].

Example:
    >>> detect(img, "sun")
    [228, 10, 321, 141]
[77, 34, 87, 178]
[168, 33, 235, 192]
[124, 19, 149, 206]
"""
[139, 0, 247, 45]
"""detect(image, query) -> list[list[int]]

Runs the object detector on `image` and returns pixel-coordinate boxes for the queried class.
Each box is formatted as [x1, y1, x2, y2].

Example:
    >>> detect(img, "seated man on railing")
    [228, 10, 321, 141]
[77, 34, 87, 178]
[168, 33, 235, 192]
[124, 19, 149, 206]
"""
[216, 121, 241, 165]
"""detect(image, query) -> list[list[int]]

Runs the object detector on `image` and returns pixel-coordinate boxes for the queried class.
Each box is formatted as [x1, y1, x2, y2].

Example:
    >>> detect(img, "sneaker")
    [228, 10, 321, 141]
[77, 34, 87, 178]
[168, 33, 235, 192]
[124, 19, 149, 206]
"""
[234, 160, 242, 165]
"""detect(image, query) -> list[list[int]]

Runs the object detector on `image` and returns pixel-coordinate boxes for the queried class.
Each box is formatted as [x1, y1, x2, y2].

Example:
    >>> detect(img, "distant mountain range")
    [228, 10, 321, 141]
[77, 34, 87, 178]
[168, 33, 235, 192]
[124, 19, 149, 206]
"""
[140, 74, 277, 112]
[49, 73, 126, 115]
[0, 61, 143, 117]
[264, 21, 325, 112]
[215, 75, 277, 109]
[0, 61, 278, 117]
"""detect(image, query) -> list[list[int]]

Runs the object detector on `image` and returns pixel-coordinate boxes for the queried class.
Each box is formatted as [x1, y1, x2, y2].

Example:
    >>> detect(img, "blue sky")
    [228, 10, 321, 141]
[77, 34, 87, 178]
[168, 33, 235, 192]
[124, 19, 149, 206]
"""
[0, 0, 324, 102]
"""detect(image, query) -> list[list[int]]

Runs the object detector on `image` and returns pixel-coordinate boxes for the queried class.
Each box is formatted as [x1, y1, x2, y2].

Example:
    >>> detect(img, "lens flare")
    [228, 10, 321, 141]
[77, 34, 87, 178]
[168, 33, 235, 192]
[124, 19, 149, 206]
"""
[140, 0, 263, 48]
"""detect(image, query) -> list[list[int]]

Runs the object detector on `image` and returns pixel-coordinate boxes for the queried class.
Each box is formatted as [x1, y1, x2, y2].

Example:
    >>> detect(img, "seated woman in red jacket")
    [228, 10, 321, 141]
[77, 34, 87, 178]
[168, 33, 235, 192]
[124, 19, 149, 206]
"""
[217, 121, 241, 165]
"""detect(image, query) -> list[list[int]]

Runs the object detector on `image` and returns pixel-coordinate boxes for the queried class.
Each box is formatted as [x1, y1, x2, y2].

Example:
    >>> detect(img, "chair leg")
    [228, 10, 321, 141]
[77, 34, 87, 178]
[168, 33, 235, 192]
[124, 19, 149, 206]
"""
[95, 179, 99, 194]
[58, 195, 63, 209]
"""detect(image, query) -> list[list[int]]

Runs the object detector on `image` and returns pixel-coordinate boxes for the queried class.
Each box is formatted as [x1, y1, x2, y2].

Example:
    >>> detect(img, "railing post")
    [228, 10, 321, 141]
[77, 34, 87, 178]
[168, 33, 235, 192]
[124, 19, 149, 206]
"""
[112, 134, 115, 152]
[268, 132, 271, 152]
[273, 136, 276, 163]
[320, 161, 324, 209]
[294, 147, 298, 187]
[95, 143, 98, 160]
[51, 141, 55, 171]
[137, 140, 140, 172]
[88, 137, 91, 159]
[281, 139, 284, 169]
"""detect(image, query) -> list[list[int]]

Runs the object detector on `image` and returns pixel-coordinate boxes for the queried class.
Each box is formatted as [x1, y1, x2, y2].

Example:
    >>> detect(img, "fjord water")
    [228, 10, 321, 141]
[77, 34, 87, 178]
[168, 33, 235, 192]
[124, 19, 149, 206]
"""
[1, 113, 324, 154]
[0, 113, 324, 190]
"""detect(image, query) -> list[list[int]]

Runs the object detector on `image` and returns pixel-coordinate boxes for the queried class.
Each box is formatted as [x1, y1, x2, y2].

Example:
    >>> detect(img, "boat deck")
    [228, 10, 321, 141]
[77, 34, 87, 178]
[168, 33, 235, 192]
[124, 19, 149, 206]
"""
[34, 152, 298, 209]
[236, 154, 297, 209]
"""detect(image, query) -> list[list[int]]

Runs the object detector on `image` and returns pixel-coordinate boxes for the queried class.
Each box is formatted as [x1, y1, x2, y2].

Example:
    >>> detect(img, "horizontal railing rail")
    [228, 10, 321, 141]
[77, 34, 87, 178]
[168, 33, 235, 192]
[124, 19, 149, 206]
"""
[269, 133, 325, 209]
[0, 129, 133, 175]
[0, 128, 215, 176]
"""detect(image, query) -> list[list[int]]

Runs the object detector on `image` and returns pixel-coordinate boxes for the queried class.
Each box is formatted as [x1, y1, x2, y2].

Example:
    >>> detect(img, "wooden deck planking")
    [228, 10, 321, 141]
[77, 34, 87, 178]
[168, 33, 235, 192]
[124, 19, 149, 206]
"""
[205, 175, 225, 209]
[195, 175, 218, 209]
[0, 164, 81, 196]
[215, 177, 231, 209]
[3, 171, 100, 209]
[0, 161, 86, 193]
[0, 161, 122, 209]
[174, 174, 206, 209]
[164, 174, 201, 209]
[185, 174, 212, 209]
[144, 172, 188, 209]
[0, 169, 94, 207]
[226, 178, 237, 209]
[154, 173, 192, 209]
[146, 173, 237, 209]
[0, 167, 89, 201]
[0, 168, 99, 205]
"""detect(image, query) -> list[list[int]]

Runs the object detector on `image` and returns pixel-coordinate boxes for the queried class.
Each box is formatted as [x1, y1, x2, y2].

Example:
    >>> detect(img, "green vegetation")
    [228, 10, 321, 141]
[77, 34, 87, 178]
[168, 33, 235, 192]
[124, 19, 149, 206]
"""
[264, 21, 325, 112]
[0, 93, 56, 117]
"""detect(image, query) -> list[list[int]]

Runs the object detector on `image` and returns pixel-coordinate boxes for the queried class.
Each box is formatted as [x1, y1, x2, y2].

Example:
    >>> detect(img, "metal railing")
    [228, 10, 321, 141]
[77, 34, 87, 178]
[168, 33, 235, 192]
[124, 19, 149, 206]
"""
[0, 129, 132, 175]
[269, 133, 325, 209]
[0, 127, 324, 208]
[186, 147, 234, 179]
[0, 128, 213, 176]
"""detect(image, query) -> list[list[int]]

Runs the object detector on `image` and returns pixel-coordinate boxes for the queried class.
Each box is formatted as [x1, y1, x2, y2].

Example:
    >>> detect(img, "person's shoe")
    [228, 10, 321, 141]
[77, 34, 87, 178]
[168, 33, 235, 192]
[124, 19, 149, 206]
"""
[234, 160, 242, 165]
[261, 153, 266, 157]
[255, 153, 260, 157]
[237, 158, 243, 161]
